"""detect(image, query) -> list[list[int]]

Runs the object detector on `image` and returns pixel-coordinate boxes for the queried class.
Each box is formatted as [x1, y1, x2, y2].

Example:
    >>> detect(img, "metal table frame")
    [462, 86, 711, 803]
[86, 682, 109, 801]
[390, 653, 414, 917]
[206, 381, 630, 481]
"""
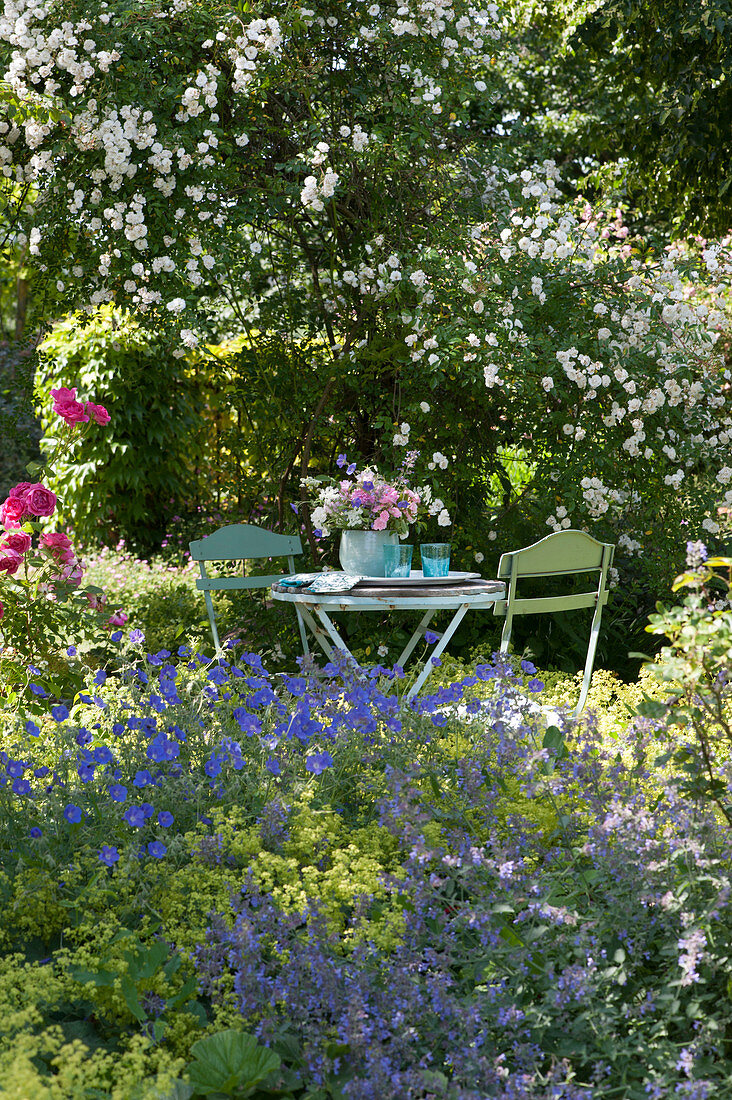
[271, 580, 505, 702]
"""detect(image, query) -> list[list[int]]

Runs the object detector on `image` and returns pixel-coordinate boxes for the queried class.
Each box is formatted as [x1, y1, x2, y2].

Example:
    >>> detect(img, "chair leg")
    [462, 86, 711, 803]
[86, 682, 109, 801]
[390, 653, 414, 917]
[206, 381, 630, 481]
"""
[203, 591, 222, 652]
[575, 605, 604, 715]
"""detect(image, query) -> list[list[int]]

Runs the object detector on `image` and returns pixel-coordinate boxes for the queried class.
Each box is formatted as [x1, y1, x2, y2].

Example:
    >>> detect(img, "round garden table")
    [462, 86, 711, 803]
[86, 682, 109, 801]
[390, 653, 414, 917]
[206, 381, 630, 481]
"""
[271, 576, 505, 702]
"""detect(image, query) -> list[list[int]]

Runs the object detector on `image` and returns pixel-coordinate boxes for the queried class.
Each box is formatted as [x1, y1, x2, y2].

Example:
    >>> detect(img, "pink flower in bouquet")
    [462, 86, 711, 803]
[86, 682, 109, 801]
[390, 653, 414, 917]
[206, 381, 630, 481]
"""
[24, 484, 57, 518]
[0, 495, 28, 527]
[85, 402, 111, 426]
[372, 510, 390, 531]
[51, 386, 89, 425]
[2, 531, 31, 554]
[378, 487, 400, 506]
[0, 546, 22, 574]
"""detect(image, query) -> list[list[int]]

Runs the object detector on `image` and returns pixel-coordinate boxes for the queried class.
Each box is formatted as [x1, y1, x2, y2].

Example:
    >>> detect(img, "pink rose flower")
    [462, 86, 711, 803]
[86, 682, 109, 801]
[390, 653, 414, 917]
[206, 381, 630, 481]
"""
[24, 484, 57, 518]
[0, 496, 28, 527]
[0, 546, 22, 574]
[372, 510, 390, 531]
[2, 531, 31, 554]
[51, 386, 89, 425]
[85, 402, 111, 426]
[52, 563, 84, 588]
[8, 482, 32, 499]
[40, 531, 72, 551]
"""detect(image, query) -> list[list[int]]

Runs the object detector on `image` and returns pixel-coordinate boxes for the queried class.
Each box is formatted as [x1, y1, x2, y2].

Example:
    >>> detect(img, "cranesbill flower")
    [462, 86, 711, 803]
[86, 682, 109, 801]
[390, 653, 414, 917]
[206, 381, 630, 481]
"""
[124, 806, 146, 828]
[51, 705, 69, 722]
[109, 784, 127, 802]
[99, 845, 120, 866]
[158, 811, 174, 827]
[305, 750, 334, 775]
[64, 804, 82, 824]
[147, 841, 167, 859]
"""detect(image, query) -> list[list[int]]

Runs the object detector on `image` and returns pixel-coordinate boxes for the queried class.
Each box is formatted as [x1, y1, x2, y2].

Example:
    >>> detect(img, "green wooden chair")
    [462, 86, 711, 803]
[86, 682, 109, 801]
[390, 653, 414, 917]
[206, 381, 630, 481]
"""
[493, 530, 615, 715]
[189, 523, 309, 654]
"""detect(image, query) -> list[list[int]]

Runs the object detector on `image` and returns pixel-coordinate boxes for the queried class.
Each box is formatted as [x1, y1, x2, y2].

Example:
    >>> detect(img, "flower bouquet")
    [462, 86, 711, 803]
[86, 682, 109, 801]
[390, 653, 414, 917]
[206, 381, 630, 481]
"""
[300, 452, 451, 576]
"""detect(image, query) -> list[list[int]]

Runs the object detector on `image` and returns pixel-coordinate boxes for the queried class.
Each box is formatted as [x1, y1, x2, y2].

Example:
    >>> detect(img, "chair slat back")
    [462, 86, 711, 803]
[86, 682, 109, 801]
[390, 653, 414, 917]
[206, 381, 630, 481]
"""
[497, 529, 608, 580]
[189, 523, 302, 562]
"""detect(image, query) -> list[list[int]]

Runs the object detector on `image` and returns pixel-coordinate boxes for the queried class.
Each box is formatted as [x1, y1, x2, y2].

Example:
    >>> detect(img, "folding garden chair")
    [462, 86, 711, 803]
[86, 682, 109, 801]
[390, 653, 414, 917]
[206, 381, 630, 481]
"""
[493, 529, 615, 715]
[189, 523, 309, 655]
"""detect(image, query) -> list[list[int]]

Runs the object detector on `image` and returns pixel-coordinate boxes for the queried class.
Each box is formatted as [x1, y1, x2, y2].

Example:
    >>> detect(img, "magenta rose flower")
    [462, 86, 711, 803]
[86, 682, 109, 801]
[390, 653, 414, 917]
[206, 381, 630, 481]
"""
[2, 531, 31, 554]
[40, 532, 75, 564]
[8, 482, 32, 500]
[85, 402, 111, 426]
[51, 386, 89, 425]
[0, 496, 28, 527]
[0, 546, 22, 574]
[24, 484, 57, 518]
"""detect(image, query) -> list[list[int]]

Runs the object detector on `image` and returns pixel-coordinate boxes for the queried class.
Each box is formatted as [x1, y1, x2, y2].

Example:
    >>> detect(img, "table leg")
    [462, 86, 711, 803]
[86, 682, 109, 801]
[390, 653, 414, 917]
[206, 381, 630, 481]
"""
[297, 604, 337, 661]
[404, 602, 470, 703]
[313, 607, 358, 664]
[395, 609, 436, 669]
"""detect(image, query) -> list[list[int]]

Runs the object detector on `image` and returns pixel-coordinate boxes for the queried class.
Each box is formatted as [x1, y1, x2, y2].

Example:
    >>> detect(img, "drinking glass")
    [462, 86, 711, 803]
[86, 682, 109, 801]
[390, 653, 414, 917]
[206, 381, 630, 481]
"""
[420, 543, 451, 577]
[384, 543, 413, 578]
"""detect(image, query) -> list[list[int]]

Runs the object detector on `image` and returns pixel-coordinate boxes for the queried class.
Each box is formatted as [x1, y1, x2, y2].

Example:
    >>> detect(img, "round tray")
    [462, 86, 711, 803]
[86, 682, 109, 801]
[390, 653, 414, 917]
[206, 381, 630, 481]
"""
[354, 570, 481, 587]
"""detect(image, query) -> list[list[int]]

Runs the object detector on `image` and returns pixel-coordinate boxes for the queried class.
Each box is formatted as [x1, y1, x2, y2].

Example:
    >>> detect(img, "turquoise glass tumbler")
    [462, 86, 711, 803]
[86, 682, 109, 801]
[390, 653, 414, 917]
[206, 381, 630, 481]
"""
[420, 543, 451, 577]
[383, 543, 413, 578]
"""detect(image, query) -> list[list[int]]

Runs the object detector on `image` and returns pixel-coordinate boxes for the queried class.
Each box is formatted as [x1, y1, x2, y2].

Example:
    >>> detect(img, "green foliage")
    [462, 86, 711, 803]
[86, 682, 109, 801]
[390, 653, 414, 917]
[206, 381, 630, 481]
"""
[36, 308, 204, 556]
[186, 1031, 283, 1098]
[642, 553, 732, 823]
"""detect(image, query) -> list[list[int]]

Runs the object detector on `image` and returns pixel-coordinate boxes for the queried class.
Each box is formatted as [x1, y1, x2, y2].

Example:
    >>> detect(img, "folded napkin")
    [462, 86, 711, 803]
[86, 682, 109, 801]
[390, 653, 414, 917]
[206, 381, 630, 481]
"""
[278, 571, 365, 593]
[277, 573, 317, 587]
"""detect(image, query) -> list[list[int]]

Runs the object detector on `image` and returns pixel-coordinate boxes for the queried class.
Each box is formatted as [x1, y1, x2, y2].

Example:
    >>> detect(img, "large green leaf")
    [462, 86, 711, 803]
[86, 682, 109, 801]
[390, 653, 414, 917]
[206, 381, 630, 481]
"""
[187, 1030, 280, 1096]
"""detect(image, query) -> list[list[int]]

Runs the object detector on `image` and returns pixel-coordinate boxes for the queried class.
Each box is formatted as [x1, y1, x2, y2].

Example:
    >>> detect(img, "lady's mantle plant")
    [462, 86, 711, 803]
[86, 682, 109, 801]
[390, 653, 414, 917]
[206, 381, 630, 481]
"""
[0, 385, 118, 701]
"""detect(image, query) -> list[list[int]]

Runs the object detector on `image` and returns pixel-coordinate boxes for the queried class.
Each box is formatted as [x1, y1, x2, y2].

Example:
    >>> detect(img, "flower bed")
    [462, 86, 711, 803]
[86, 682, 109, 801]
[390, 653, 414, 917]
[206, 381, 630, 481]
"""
[1, 638, 732, 1098]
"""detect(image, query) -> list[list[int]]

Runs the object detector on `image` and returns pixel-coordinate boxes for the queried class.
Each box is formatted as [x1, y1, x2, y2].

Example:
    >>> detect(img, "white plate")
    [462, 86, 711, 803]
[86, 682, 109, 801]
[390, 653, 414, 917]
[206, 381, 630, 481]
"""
[355, 570, 481, 586]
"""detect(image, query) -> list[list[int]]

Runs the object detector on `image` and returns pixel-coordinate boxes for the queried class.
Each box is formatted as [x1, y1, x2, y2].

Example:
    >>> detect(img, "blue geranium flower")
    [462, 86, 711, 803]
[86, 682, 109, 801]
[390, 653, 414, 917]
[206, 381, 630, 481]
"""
[25, 720, 40, 737]
[133, 769, 154, 788]
[12, 778, 31, 795]
[266, 757, 281, 776]
[94, 670, 107, 685]
[158, 811, 174, 827]
[64, 804, 82, 824]
[520, 659, 537, 674]
[424, 630, 440, 644]
[30, 827, 42, 839]
[305, 750, 334, 776]
[336, 453, 347, 468]
[51, 705, 69, 722]
[129, 629, 145, 645]
[147, 841, 167, 859]
[99, 845, 120, 866]
[123, 806, 146, 828]
[528, 678, 544, 693]
[29, 683, 48, 697]
[109, 784, 128, 802]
